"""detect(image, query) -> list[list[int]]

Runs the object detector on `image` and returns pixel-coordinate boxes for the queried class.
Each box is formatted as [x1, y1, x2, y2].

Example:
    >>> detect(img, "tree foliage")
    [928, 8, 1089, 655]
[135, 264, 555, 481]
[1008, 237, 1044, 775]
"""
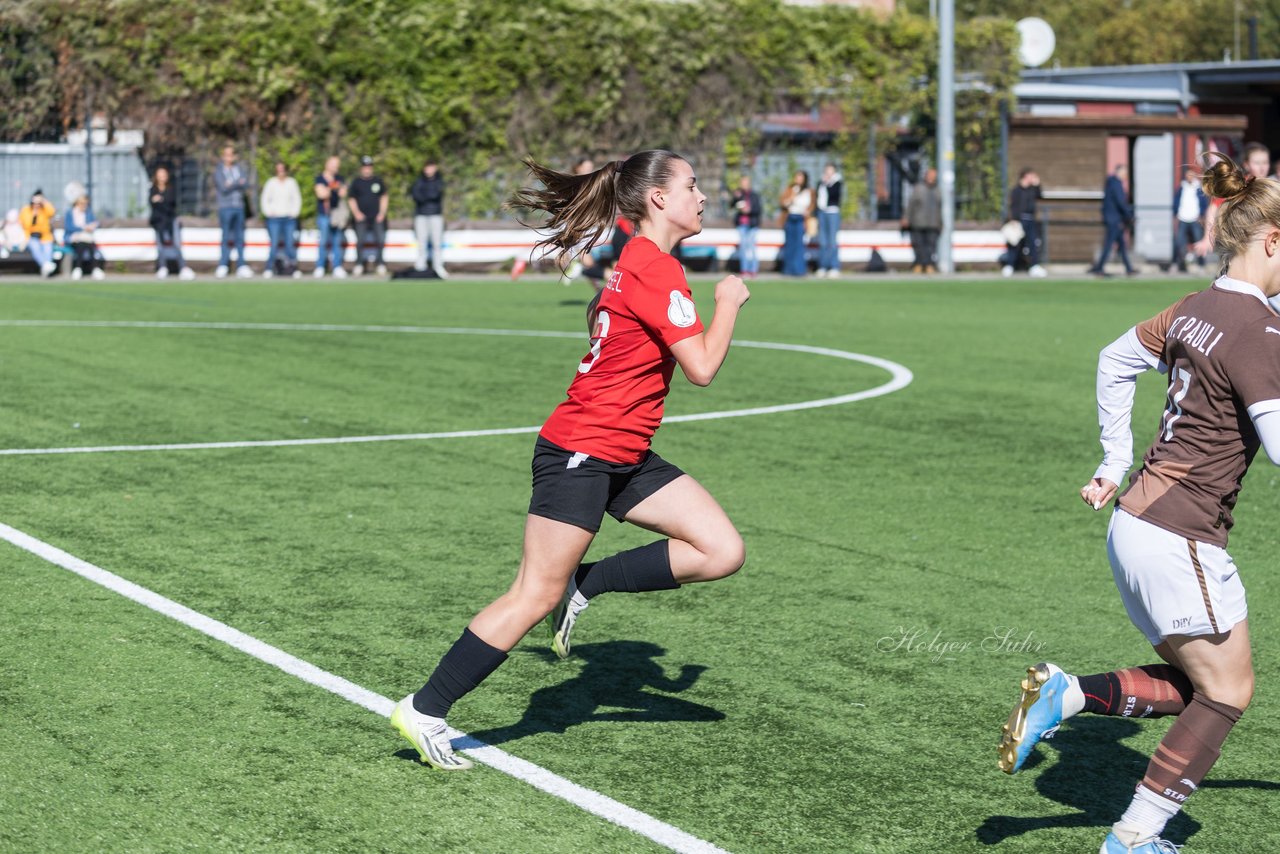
[2, 0, 1018, 220]
[900, 0, 1270, 66]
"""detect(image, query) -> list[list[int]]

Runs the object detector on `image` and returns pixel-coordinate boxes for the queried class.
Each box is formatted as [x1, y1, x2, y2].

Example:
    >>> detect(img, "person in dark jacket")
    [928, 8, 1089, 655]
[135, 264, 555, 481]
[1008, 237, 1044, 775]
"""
[410, 159, 447, 278]
[348, 155, 388, 275]
[731, 174, 762, 278]
[148, 167, 195, 280]
[1172, 167, 1210, 274]
[1003, 168, 1046, 277]
[905, 168, 942, 273]
[1089, 164, 1137, 277]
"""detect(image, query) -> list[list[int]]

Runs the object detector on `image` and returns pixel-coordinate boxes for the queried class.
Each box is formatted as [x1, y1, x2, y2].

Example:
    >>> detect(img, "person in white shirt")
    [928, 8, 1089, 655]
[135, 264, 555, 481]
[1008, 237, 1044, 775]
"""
[815, 163, 843, 277]
[260, 161, 303, 278]
[1172, 167, 1209, 274]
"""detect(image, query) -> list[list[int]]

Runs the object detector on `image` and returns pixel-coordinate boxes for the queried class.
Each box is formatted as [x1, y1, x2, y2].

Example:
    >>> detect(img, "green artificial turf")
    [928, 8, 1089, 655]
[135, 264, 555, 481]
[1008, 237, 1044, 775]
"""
[1, 274, 1276, 853]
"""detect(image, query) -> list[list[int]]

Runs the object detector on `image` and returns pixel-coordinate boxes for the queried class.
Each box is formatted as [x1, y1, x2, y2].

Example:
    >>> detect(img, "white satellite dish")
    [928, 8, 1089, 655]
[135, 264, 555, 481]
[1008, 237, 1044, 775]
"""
[1016, 17, 1055, 67]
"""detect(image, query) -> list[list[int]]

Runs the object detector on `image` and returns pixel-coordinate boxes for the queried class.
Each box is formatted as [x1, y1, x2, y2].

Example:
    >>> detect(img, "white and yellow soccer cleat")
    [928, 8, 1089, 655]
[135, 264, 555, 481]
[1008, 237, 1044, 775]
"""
[547, 579, 589, 660]
[391, 694, 473, 771]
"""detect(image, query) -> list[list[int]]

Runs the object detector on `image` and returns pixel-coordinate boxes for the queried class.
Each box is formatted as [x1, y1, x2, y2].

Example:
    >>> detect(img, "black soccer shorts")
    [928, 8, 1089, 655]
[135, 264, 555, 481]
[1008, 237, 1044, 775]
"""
[528, 436, 685, 533]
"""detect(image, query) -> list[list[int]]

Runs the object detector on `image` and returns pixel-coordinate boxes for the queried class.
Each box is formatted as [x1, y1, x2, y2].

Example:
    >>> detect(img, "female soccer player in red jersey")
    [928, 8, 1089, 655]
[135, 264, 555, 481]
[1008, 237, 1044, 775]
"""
[999, 154, 1280, 853]
[392, 150, 751, 770]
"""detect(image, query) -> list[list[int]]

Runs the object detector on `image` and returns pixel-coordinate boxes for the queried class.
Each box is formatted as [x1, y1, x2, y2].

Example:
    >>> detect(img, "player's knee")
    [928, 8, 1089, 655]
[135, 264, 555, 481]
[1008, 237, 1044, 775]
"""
[707, 531, 745, 580]
[1211, 677, 1253, 711]
[510, 576, 568, 617]
[1199, 671, 1254, 710]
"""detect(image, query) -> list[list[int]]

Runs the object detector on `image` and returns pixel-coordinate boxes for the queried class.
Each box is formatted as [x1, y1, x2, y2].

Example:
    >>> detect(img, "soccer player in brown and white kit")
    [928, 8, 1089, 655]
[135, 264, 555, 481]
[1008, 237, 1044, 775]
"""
[999, 153, 1280, 853]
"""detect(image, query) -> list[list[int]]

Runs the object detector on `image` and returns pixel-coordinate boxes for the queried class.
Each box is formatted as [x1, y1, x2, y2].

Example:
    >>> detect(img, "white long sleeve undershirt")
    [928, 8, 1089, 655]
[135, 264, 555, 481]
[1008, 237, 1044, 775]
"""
[1251, 409, 1280, 465]
[1093, 327, 1162, 486]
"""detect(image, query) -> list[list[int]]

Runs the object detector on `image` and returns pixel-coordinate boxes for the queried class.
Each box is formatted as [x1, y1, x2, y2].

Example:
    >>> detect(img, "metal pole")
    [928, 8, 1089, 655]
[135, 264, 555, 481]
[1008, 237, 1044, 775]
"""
[85, 96, 94, 200]
[938, 0, 955, 273]
[1234, 0, 1241, 63]
[867, 123, 877, 219]
[999, 99, 1009, 220]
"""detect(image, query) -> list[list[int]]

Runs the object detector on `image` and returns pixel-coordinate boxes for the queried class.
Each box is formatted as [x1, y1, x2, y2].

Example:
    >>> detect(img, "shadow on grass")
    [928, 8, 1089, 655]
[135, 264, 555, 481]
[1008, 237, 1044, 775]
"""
[978, 714, 1278, 845]
[458, 640, 724, 748]
[977, 717, 1202, 845]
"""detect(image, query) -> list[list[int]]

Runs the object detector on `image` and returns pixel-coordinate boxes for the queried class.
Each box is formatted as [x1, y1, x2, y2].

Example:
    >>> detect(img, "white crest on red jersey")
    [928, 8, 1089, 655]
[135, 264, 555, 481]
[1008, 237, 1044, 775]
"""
[667, 291, 696, 328]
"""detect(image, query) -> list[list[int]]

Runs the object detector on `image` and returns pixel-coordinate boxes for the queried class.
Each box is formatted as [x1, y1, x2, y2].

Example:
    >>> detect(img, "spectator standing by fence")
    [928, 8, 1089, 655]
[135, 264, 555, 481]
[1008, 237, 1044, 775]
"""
[410, 158, 448, 278]
[731, 175, 761, 278]
[214, 144, 252, 278]
[905, 167, 942, 273]
[779, 170, 813, 277]
[149, 167, 194, 280]
[816, 163, 842, 278]
[313, 156, 347, 278]
[261, 161, 302, 278]
[348, 156, 388, 276]
[1172, 166, 1209, 275]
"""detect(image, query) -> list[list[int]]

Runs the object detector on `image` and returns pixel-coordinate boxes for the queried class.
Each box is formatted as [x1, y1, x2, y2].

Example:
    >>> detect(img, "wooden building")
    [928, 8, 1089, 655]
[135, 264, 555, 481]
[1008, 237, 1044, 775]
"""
[1008, 61, 1280, 265]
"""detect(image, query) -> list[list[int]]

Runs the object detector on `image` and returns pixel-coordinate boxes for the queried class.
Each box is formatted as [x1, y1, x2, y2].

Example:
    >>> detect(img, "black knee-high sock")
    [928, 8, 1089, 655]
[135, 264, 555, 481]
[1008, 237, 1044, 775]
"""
[574, 540, 678, 599]
[412, 628, 508, 718]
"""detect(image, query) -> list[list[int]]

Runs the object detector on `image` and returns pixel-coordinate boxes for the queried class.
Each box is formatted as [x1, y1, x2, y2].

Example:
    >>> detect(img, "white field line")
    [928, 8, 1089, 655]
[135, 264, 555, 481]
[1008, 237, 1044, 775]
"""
[0, 321, 913, 456]
[0, 519, 728, 854]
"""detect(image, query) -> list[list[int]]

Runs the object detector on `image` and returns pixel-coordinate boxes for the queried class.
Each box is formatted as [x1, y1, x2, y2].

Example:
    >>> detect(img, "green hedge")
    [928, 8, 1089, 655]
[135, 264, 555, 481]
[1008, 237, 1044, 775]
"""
[1, 0, 1017, 220]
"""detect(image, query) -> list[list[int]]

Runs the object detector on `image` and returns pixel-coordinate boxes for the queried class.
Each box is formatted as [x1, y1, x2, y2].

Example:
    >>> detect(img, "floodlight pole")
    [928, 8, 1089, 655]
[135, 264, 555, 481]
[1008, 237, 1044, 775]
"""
[85, 95, 94, 201]
[937, 0, 955, 273]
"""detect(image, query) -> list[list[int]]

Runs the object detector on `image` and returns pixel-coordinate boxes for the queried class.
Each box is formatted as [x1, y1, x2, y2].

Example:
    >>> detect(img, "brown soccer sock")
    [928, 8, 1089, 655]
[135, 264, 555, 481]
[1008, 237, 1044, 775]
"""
[1077, 664, 1194, 717]
[1140, 693, 1243, 805]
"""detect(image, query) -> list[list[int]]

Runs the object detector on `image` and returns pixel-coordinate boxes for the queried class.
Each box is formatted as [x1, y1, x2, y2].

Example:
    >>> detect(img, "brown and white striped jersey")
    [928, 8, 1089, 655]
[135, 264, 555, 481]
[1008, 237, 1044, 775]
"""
[1117, 277, 1280, 546]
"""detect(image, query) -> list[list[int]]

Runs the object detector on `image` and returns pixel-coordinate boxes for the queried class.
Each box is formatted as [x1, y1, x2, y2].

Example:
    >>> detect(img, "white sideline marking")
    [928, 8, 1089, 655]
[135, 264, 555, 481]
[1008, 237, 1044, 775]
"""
[0, 426, 546, 456]
[0, 321, 913, 456]
[0, 519, 728, 854]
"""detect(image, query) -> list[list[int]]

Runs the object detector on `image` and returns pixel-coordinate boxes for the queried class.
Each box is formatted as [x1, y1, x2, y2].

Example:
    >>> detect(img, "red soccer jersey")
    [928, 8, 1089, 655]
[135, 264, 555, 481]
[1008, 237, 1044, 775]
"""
[540, 236, 704, 463]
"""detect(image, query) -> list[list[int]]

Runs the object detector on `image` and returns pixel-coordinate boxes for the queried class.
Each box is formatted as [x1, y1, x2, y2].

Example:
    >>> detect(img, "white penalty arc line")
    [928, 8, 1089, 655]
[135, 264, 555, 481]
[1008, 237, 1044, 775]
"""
[0, 321, 913, 456]
[0, 519, 728, 854]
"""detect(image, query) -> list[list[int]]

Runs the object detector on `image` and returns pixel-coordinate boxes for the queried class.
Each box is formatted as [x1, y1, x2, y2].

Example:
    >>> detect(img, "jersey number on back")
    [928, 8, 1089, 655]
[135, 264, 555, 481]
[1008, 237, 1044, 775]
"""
[1161, 368, 1193, 442]
[578, 310, 611, 374]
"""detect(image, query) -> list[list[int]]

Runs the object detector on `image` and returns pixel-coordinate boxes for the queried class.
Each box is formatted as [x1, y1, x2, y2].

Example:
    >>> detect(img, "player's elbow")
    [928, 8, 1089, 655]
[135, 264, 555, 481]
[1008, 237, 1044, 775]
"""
[685, 371, 713, 387]
[682, 363, 715, 387]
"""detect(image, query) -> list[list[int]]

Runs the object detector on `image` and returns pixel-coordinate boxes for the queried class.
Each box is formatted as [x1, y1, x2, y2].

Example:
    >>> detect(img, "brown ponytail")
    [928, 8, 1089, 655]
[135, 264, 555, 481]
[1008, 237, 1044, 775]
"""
[1201, 151, 1280, 274]
[507, 150, 687, 266]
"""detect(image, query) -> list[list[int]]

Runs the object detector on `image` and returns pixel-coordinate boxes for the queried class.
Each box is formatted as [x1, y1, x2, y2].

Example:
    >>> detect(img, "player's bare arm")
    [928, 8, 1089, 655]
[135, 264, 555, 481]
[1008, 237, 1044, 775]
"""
[669, 275, 750, 386]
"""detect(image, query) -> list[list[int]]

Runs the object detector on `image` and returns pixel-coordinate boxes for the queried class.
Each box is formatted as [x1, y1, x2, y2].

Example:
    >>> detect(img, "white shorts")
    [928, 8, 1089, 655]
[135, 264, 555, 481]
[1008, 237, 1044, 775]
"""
[1107, 508, 1247, 645]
